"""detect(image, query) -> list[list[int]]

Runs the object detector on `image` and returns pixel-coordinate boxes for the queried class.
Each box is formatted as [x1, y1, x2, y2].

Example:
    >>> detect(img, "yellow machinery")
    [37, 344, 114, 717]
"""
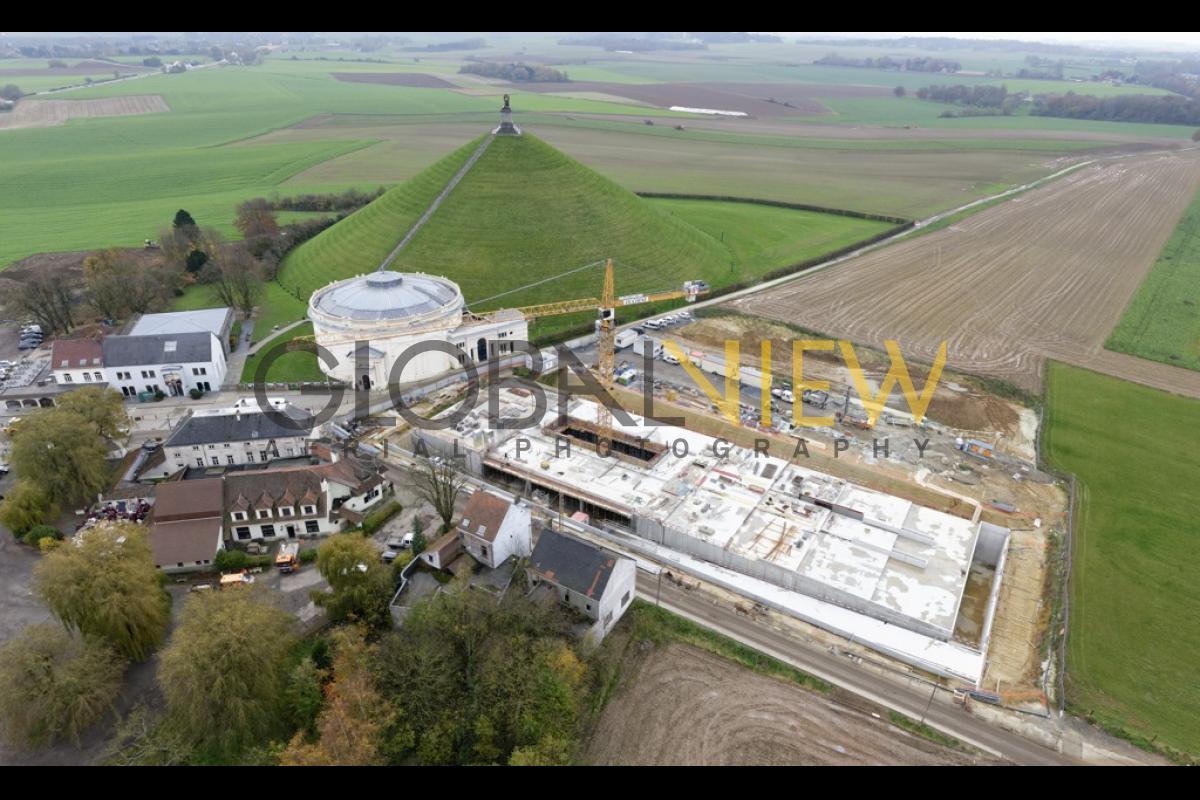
[505, 258, 708, 446]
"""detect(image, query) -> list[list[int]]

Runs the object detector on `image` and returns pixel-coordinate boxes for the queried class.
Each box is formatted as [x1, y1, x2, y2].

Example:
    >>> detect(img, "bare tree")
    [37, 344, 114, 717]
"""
[411, 457, 466, 533]
[7, 270, 75, 334]
[83, 249, 179, 320]
[202, 240, 262, 315]
[235, 198, 279, 240]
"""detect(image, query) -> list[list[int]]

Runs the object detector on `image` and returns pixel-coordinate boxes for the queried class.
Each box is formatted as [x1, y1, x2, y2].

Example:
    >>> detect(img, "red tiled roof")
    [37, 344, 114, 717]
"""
[51, 338, 103, 370]
[458, 491, 511, 543]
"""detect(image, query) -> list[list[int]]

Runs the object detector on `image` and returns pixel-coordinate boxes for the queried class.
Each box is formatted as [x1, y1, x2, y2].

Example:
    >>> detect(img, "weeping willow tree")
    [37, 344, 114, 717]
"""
[33, 522, 170, 661]
[0, 624, 125, 748]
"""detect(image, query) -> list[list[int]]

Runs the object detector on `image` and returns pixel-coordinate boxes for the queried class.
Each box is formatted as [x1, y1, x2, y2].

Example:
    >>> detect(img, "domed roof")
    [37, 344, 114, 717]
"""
[311, 271, 461, 321]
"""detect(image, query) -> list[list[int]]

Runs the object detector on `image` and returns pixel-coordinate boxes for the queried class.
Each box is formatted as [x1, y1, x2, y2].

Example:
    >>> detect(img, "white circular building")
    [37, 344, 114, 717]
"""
[307, 271, 527, 389]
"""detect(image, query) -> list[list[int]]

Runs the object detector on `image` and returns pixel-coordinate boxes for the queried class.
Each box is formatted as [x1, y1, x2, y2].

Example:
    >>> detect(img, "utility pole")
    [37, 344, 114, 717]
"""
[919, 684, 938, 726]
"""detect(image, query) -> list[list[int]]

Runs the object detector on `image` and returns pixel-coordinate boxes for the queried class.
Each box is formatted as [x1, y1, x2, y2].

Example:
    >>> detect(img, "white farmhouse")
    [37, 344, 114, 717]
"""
[102, 331, 226, 398]
[458, 490, 532, 569]
[152, 398, 314, 476]
[526, 529, 637, 642]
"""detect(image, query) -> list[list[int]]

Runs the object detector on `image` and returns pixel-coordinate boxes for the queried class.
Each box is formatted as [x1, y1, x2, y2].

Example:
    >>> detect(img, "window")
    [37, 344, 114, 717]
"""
[260, 524, 275, 538]
[63, 374, 73, 383]
[302, 505, 316, 516]
[94, 372, 102, 381]
[259, 451, 268, 462]
[622, 590, 631, 607]
[232, 511, 247, 522]
[585, 603, 591, 612]
[246, 452, 256, 463]
[195, 458, 204, 467]
[210, 456, 219, 466]
[177, 562, 184, 568]
[279, 507, 294, 517]
[192, 445, 200, 451]
[192, 367, 206, 376]
[604, 610, 613, 627]
[224, 443, 231, 448]
[235, 527, 251, 540]
[226, 455, 235, 464]
[256, 509, 271, 520]
[305, 520, 320, 534]
[207, 444, 215, 450]
[83, 373, 92, 382]
[481, 545, 489, 560]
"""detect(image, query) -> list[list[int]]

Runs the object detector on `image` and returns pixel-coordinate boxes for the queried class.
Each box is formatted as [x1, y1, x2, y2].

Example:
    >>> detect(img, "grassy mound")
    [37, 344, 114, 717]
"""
[278, 134, 737, 312]
[275, 137, 483, 298]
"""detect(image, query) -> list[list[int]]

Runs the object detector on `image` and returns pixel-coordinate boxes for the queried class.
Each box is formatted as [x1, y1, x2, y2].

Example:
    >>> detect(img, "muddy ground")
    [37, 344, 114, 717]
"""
[584, 642, 992, 765]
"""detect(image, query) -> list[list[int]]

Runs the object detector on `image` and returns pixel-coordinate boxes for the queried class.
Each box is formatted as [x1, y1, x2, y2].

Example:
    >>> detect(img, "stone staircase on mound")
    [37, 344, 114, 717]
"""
[378, 134, 495, 272]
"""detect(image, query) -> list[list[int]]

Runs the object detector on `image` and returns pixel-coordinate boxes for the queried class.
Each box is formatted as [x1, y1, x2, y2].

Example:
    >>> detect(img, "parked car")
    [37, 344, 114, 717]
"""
[381, 549, 399, 564]
[662, 351, 680, 366]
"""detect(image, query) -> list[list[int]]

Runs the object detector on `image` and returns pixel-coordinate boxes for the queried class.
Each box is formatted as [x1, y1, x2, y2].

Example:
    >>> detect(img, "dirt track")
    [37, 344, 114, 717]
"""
[731, 150, 1200, 396]
[0, 96, 169, 130]
[584, 643, 981, 765]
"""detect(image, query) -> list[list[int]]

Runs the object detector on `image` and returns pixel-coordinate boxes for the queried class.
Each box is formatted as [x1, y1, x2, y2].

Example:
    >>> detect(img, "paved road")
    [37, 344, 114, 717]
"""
[638, 575, 1076, 766]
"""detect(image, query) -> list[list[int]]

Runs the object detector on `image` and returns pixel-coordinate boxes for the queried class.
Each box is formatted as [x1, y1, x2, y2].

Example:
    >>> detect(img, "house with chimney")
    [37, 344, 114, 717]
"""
[457, 490, 532, 569]
[223, 458, 389, 543]
[143, 397, 315, 479]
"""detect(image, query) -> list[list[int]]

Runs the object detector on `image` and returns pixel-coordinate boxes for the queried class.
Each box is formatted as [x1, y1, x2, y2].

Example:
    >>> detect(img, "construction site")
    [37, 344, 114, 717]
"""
[410, 382, 1038, 686]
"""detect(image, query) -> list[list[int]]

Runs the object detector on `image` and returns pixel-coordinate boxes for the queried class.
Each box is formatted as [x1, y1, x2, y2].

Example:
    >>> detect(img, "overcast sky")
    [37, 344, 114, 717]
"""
[792, 32, 1200, 49]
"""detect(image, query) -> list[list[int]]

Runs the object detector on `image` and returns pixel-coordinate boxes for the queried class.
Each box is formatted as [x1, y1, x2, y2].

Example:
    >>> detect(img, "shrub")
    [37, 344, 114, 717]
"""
[214, 549, 272, 572]
[188, 388, 202, 400]
[298, 547, 318, 564]
[23, 524, 61, 547]
[361, 501, 401, 536]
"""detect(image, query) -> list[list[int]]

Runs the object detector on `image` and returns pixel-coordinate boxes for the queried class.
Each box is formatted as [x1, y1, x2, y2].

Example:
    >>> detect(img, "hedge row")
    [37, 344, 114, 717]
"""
[362, 500, 402, 536]
[634, 192, 912, 226]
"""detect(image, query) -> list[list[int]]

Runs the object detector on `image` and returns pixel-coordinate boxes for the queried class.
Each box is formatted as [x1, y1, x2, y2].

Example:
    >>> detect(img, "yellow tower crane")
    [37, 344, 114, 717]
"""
[497, 258, 709, 447]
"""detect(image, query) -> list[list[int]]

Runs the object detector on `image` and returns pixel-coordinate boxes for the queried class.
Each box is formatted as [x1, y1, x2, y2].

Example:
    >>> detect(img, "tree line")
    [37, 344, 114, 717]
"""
[1033, 92, 1200, 126]
[915, 83, 1013, 109]
[3, 186, 377, 336]
[816, 53, 961, 73]
[459, 62, 568, 83]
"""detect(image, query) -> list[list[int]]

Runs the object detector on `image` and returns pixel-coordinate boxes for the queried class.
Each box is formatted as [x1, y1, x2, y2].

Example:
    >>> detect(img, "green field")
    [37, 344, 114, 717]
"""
[647, 198, 891, 278]
[1105, 185, 1200, 372]
[1043, 362, 1200, 760]
[240, 323, 326, 384]
[0, 61, 690, 269]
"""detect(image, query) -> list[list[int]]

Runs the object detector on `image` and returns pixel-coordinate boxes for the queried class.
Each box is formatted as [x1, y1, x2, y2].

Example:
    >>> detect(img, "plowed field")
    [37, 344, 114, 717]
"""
[731, 151, 1200, 395]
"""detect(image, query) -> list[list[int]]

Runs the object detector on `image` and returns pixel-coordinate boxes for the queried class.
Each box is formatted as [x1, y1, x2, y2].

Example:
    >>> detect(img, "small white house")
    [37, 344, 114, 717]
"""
[458, 490, 532, 569]
[526, 529, 637, 642]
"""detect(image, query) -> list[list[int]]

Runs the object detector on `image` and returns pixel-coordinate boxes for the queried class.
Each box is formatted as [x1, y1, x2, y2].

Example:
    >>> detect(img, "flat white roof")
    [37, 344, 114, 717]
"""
[430, 389, 981, 635]
[130, 308, 231, 338]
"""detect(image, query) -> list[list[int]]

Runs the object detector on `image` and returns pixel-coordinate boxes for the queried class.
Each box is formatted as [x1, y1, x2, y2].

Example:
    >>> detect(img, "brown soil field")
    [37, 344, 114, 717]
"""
[516, 80, 836, 116]
[0, 95, 169, 131]
[330, 72, 458, 89]
[584, 643, 983, 765]
[730, 150, 1200, 396]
